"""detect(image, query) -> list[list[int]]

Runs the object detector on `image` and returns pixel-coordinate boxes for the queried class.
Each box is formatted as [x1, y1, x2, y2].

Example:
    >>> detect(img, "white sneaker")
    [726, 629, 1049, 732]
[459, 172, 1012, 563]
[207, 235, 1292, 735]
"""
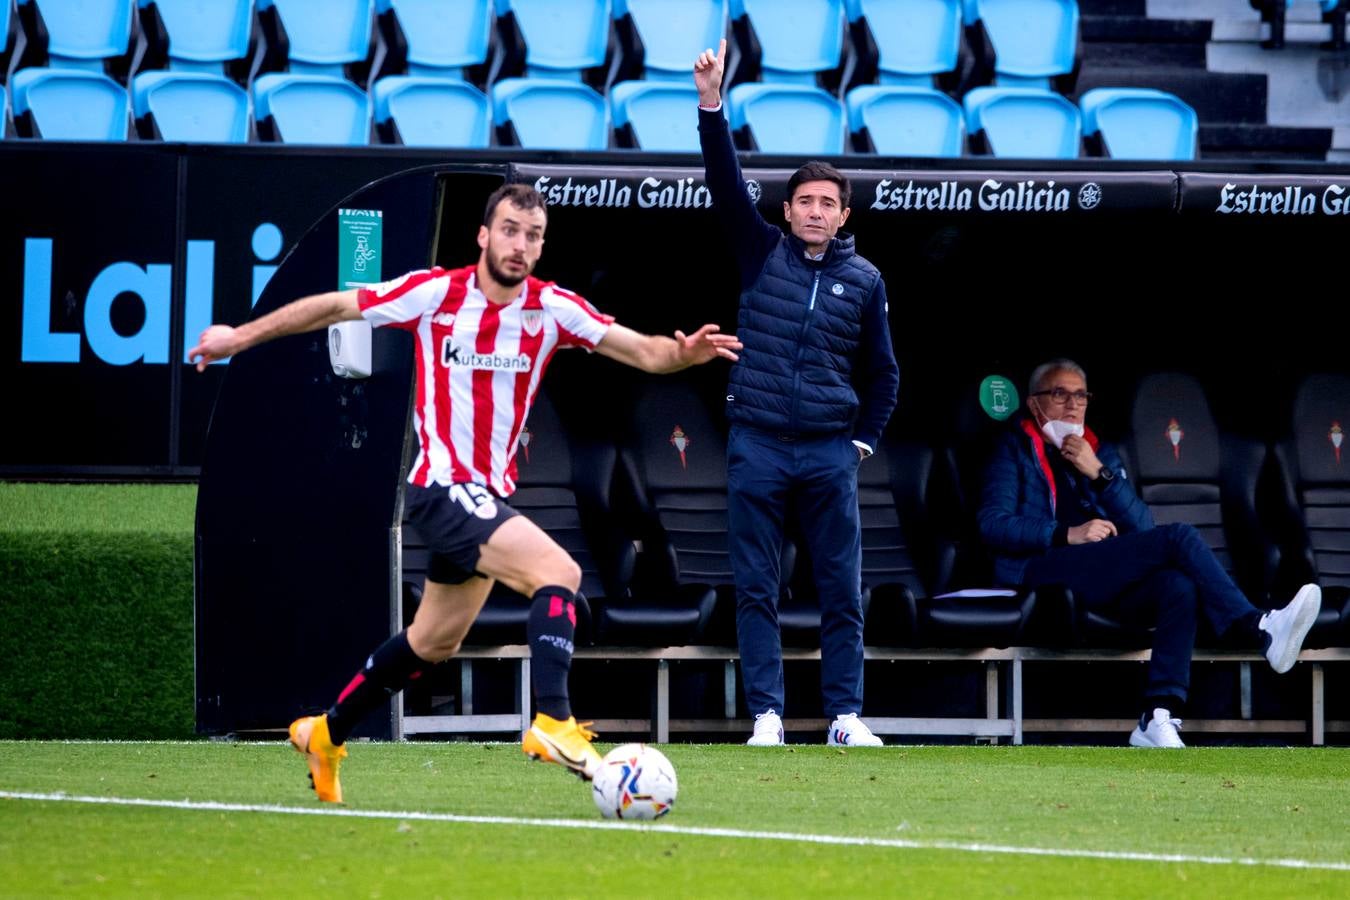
[747, 710, 784, 746]
[1129, 708, 1185, 748]
[827, 713, 883, 747]
[1261, 584, 1321, 674]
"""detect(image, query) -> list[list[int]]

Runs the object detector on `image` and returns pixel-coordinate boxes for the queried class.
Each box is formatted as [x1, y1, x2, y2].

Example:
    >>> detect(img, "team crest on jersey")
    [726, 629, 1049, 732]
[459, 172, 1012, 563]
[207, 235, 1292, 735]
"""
[521, 309, 543, 337]
[432, 311, 456, 327]
[1331, 421, 1343, 464]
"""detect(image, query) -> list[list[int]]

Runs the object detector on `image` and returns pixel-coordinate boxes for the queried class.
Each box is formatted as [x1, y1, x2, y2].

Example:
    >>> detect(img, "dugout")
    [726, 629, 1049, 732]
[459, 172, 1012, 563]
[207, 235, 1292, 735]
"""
[184, 154, 1350, 740]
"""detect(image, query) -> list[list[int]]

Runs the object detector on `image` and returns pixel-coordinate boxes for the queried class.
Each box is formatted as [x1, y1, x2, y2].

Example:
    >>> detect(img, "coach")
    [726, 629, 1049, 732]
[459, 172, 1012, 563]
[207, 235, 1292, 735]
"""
[694, 41, 899, 747]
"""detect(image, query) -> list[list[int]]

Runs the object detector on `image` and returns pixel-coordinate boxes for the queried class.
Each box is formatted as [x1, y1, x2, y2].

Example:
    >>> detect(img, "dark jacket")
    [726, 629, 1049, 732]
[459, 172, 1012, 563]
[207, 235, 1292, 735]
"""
[977, 417, 1154, 585]
[698, 107, 898, 448]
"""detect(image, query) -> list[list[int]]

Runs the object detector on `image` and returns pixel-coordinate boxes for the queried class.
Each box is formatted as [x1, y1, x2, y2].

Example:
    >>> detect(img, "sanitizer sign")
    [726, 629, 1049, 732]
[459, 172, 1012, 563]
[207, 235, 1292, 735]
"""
[338, 208, 383, 288]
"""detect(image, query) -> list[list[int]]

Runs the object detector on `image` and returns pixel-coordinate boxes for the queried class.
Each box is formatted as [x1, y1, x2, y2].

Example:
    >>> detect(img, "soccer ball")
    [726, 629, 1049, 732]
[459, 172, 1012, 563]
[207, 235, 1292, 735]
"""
[591, 743, 678, 820]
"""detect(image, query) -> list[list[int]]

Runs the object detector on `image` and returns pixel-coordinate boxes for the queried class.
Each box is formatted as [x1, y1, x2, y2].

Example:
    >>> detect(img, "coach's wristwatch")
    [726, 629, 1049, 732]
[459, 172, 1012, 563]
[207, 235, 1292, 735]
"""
[1091, 466, 1116, 490]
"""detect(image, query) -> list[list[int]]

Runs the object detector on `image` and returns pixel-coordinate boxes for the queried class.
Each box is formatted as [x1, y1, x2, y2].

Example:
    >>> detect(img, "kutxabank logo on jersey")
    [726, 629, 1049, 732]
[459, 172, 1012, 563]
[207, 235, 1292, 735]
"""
[441, 338, 531, 371]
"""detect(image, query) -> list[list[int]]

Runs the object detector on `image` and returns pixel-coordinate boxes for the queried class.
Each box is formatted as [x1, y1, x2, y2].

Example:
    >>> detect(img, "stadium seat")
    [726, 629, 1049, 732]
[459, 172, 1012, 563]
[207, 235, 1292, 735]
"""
[18, 0, 136, 73]
[610, 80, 699, 151]
[256, 0, 374, 78]
[846, 0, 963, 87]
[606, 379, 732, 645]
[1080, 88, 1198, 161]
[10, 66, 128, 139]
[496, 0, 609, 81]
[2, 0, 19, 83]
[253, 72, 370, 144]
[614, 0, 725, 82]
[1112, 373, 1277, 646]
[375, 0, 492, 80]
[730, 0, 845, 85]
[726, 82, 846, 154]
[132, 70, 250, 142]
[846, 85, 964, 156]
[963, 85, 1080, 158]
[373, 76, 490, 147]
[138, 0, 253, 74]
[964, 0, 1078, 89]
[492, 77, 607, 149]
[1269, 374, 1350, 647]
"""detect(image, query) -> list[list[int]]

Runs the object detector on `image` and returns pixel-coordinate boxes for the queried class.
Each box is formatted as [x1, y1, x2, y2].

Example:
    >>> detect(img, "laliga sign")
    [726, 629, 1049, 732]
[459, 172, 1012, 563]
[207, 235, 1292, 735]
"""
[20, 224, 284, 365]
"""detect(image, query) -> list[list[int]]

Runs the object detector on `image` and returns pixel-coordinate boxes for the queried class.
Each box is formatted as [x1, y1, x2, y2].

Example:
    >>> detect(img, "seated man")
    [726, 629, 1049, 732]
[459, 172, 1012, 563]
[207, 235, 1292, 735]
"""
[978, 359, 1320, 748]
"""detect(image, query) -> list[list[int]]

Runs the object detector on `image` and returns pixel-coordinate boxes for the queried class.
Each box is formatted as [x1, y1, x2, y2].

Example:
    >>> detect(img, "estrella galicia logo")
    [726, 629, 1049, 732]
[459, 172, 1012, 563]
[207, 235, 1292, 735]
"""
[745, 179, 762, 203]
[1077, 183, 1103, 210]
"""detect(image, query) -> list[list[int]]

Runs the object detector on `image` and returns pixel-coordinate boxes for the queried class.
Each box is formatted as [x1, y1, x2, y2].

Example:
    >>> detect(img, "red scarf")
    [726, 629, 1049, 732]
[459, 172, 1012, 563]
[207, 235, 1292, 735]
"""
[1019, 418, 1101, 515]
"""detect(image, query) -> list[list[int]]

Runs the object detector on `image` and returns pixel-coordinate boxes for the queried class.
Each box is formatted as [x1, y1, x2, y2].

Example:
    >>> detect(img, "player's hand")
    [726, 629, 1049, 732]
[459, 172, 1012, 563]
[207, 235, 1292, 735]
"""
[675, 323, 740, 365]
[188, 325, 242, 372]
[694, 38, 727, 107]
[1067, 518, 1117, 545]
[1060, 433, 1103, 479]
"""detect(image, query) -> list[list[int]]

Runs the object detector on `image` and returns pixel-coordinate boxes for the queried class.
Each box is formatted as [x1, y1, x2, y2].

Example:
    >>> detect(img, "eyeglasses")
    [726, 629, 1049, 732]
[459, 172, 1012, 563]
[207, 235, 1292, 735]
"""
[1032, 387, 1092, 406]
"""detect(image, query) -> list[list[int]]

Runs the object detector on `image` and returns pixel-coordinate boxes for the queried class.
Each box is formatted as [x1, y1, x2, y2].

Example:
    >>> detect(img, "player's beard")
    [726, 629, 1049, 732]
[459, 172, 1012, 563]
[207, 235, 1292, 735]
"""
[485, 250, 532, 288]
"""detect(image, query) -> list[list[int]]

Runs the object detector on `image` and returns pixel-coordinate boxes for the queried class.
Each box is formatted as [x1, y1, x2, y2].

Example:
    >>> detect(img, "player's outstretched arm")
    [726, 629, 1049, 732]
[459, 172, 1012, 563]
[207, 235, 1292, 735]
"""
[596, 323, 741, 374]
[188, 290, 363, 372]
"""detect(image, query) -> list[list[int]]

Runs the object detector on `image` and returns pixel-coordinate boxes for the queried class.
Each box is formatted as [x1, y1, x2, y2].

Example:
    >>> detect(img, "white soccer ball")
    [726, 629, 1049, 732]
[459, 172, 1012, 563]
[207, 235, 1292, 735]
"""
[591, 743, 678, 820]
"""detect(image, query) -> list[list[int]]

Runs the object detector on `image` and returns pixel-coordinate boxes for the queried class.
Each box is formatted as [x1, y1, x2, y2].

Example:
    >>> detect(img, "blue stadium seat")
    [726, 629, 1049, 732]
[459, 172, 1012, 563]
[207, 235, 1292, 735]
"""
[965, 0, 1078, 88]
[253, 72, 370, 144]
[731, 0, 845, 84]
[372, 76, 490, 147]
[256, 0, 373, 77]
[492, 77, 607, 149]
[963, 85, 1079, 158]
[1080, 88, 1197, 161]
[375, 0, 491, 79]
[132, 71, 249, 142]
[139, 0, 252, 72]
[846, 0, 963, 86]
[10, 66, 128, 139]
[498, 0, 609, 81]
[610, 80, 698, 151]
[2, 0, 15, 79]
[846, 85, 964, 156]
[19, 0, 135, 72]
[615, 0, 725, 82]
[727, 82, 845, 153]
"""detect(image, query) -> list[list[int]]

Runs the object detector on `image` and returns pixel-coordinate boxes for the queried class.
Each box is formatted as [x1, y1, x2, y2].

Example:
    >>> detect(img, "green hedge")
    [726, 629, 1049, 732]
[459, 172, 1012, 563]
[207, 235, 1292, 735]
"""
[0, 485, 197, 739]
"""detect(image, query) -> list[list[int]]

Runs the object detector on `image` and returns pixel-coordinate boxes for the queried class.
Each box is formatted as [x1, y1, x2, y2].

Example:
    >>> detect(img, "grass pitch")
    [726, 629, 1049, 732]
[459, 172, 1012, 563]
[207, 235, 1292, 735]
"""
[1, 741, 1347, 897]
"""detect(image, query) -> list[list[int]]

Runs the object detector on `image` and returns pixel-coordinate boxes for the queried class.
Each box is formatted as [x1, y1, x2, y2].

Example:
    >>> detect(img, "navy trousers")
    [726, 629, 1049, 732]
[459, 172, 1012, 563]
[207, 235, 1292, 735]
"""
[727, 425, 864, 718]
[1023, 522, 1258, 702]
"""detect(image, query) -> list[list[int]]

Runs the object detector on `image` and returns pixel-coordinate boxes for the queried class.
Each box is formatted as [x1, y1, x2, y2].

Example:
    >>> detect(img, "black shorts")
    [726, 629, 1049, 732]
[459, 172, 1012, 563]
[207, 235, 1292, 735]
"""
[405, 482, 520, 585]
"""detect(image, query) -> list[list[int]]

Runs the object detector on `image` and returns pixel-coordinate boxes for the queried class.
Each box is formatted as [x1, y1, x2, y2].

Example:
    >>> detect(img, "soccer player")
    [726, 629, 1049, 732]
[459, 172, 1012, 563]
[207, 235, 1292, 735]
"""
[189, 184, 740, 801]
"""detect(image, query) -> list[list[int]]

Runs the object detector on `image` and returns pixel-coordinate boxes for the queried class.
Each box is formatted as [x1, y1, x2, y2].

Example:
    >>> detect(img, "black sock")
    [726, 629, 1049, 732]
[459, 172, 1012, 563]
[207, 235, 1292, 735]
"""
[527, 585, 576, 720]
[326, 630, 428, 745]
[1228, 608, 1268, 649]
[1141, 696, 1184, 727]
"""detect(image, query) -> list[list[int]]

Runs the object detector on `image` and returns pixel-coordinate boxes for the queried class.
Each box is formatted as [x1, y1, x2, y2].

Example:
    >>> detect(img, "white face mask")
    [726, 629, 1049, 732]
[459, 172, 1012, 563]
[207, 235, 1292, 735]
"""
[1040, 418, 1084, 449]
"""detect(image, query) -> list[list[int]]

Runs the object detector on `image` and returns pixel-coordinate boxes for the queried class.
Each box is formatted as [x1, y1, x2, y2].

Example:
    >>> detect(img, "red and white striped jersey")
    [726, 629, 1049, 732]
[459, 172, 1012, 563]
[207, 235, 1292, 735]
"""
[357, 265, 613, 496]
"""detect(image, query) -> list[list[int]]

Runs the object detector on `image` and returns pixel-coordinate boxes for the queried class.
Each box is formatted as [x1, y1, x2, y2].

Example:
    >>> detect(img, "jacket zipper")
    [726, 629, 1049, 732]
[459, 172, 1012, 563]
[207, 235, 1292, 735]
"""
[789, 271, 821, 433]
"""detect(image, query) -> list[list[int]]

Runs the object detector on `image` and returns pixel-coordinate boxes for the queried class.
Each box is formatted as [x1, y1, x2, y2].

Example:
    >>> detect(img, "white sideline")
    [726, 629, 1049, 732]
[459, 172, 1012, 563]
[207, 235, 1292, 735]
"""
[2, 790, 1348, 873]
